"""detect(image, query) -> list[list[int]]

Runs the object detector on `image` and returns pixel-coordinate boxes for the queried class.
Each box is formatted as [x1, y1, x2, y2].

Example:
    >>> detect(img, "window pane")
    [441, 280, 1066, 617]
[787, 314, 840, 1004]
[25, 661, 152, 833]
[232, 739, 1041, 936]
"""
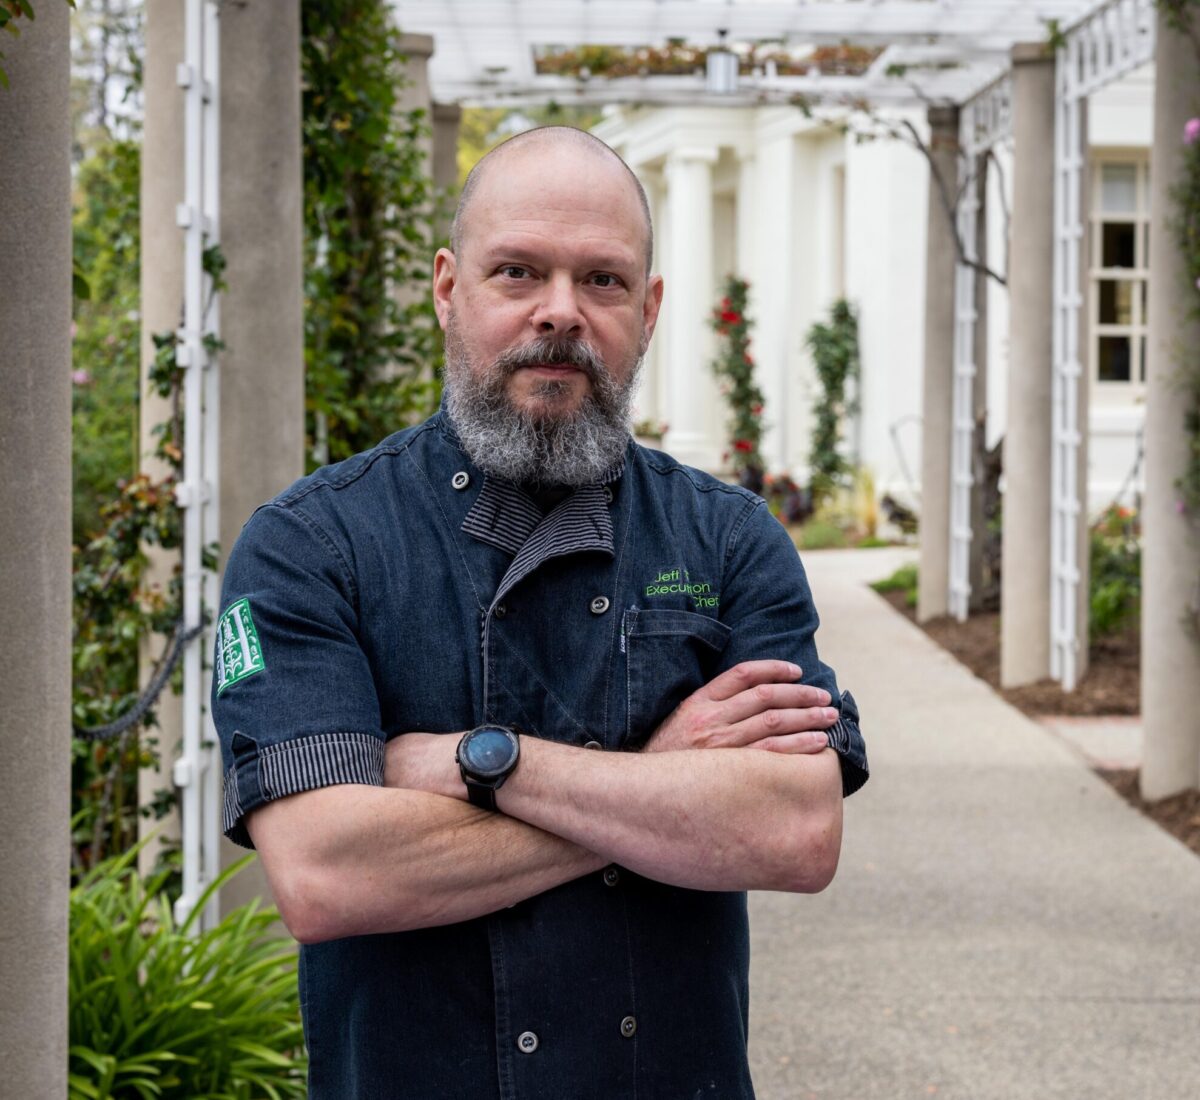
[1098, 336, 1132, 382]
[1099, 280, 1133, 324]
[1102, 222, 1136, 268]
[1101, 164, 1138, 213]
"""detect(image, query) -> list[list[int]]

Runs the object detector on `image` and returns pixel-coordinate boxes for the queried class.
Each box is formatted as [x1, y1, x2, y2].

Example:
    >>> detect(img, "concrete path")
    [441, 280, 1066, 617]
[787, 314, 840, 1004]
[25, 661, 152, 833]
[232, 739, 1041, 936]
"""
[748, 548, 1200, 1100]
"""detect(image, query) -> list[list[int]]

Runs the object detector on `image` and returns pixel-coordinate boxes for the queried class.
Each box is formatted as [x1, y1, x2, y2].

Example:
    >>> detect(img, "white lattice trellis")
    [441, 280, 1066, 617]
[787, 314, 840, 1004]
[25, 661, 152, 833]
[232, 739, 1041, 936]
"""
[174, 0, 222, 931]
[1050, 0, 1154, 689]
[948, 75, 1011, 621]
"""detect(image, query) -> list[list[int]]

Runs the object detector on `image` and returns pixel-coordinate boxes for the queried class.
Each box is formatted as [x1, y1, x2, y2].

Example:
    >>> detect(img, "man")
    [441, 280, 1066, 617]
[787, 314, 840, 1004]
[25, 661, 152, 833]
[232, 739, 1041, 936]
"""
[214, 126, 868, 1099]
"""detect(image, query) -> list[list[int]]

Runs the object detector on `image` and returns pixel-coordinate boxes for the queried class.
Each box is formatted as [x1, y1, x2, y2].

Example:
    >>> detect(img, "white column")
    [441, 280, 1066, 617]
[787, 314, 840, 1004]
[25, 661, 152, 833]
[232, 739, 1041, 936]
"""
[0, 4, 71, 1091]
[1141, 7, 1200, 799]
[736, 151, 757, 280]
[918, 106, 959, 622]
[663, 146, 720, 470]
[1001, 44, 1056, 687]
[753, 133, 798, 474]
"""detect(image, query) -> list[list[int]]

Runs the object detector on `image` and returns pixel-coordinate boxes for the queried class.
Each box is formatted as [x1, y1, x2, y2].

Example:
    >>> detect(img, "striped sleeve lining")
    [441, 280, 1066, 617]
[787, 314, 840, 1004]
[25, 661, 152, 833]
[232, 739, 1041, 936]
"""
[824, 690, 869, 798]
[221, 731, 386, 845]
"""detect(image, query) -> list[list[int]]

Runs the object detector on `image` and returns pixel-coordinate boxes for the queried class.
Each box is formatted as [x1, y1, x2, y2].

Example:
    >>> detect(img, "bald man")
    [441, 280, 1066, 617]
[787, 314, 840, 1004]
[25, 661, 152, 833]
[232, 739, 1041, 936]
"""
[213, 127, 868, 1099]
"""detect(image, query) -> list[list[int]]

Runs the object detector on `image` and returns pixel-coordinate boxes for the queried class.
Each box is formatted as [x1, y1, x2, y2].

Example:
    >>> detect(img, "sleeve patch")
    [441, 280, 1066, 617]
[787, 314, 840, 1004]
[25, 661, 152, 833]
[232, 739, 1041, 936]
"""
[215, 598, 266, 695]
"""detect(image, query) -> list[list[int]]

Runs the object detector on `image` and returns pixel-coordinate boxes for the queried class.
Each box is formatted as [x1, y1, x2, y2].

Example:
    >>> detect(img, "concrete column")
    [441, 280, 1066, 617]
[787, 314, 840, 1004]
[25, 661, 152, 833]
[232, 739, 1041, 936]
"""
[917, 106, 959, 622]
[138, 0, 186, 877]
[663, 146, 719, 469]
[0, 5, 71, 1093]
[216, 0, 306, 914]
[1141, 8, 1200, 800]
[1000, 45, 1056, 686]
[432, 102, 462, 191]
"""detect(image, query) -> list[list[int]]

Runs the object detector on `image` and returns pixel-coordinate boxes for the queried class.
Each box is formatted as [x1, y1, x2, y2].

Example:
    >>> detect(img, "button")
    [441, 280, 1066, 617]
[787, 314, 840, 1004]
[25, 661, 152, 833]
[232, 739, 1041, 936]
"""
[451, 471, 470, 490]
[516, 1030, 539, 1054]
[603, 867, 620, 887]
[620, 1015, 637, 1038]
[590, 596, 610, 615]
[584, 740, 602, 750]
[602, 486, 614, 504]
[493, 603, 508, 619]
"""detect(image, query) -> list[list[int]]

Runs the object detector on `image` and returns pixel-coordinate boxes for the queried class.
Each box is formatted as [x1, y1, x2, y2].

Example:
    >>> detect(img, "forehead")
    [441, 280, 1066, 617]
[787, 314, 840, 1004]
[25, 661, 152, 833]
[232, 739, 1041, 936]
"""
[464, 146, 646, 267]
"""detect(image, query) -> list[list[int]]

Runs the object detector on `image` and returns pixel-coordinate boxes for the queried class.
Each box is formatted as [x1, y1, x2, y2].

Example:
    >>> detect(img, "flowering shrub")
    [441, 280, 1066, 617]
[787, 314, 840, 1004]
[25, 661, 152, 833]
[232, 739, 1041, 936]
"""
[1089, 505, 1141, 641]
[709, 276, 766, 490]
[804, 299, 861, 507]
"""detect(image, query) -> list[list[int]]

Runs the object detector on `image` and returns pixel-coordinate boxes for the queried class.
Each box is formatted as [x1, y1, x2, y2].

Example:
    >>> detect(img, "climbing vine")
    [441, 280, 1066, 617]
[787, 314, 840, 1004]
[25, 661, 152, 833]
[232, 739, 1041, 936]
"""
[709, 276, 766, 492]
[804, 299, 861, 507]
[302, 0, 444, 468]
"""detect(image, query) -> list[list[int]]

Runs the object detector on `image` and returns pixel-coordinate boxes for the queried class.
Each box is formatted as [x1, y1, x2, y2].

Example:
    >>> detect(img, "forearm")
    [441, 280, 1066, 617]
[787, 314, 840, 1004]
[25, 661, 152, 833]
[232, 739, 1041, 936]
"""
[413, 736, 843, 894]
[501, 741, 842, 892]
[248, 783, 605, 942]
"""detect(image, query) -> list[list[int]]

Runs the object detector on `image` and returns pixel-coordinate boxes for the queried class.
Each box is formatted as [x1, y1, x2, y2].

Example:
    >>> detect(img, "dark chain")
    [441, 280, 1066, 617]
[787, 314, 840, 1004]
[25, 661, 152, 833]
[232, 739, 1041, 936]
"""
[72, 619, 206, 741]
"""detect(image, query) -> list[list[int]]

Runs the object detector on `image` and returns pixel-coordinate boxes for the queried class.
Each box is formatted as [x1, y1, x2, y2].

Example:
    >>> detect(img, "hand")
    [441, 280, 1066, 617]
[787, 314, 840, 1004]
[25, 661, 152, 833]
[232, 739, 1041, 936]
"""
[384, 732, 461, 798]
[645, 660, 839, 755]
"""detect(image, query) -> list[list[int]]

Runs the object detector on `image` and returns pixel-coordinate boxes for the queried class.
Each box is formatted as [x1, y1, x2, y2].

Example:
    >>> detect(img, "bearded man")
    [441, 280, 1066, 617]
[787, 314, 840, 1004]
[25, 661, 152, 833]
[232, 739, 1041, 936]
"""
[213, 126, 868, 1100]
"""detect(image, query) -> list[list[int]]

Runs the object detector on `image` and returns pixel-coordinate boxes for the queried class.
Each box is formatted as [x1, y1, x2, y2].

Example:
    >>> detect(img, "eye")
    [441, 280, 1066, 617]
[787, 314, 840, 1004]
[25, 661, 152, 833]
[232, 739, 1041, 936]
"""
[589, 272, 622, 289]
[498, 264, 531, 280]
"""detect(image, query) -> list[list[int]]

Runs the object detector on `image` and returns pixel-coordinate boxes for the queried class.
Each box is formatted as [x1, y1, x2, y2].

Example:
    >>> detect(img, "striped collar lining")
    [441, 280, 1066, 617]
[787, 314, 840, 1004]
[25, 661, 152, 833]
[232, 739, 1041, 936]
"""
[461, 461, 625, 604]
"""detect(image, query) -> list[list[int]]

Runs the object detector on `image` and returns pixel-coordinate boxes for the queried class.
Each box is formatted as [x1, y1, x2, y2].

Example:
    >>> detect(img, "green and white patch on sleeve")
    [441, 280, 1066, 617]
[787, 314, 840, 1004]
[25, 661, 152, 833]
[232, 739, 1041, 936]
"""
[215, 598, 266, 695]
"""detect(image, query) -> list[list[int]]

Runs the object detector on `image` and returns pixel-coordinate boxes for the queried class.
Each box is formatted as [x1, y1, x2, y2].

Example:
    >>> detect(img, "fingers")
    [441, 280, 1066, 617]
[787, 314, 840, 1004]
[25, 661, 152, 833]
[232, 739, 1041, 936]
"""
[725, 705, 839, 746]
[752, 731, 832, 755]
[696, 660, 804, 703]
[718, 682, 833, 725]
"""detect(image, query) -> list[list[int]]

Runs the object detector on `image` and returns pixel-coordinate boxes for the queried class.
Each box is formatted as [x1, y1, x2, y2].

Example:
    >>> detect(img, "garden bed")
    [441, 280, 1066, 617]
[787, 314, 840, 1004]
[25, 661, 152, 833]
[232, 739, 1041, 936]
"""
[875, 587, 1200, 859]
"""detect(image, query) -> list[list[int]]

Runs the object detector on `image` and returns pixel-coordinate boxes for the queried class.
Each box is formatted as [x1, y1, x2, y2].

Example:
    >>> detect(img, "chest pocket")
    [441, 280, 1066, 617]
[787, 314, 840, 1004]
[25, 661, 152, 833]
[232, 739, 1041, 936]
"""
[623, 607, 732, 748]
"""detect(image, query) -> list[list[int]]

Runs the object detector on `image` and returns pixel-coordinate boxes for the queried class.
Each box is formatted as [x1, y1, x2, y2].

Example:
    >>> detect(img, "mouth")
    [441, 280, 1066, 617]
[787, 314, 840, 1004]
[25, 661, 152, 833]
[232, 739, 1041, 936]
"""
[521, 363, 586, 377]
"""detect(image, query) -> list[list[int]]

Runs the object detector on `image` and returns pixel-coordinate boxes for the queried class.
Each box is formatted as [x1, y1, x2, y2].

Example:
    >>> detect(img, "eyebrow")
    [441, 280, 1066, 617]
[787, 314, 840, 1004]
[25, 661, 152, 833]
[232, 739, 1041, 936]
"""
[480, 241, 639, 273]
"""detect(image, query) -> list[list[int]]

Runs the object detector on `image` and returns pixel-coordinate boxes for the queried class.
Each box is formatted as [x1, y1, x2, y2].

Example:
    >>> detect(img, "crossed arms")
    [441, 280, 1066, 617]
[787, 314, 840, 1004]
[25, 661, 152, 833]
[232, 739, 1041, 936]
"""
[248, 659, 845, 945]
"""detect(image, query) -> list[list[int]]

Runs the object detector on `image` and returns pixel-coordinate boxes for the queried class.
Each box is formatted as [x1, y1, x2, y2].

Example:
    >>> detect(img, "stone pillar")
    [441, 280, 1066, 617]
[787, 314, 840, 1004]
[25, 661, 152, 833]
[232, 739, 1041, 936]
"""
[432, 103, 462, 186]
[663, 146, 719, 470]
[0, 5, 71, 1094]
[138, 0, 186, 877]
[1141, 8, 1200, 800]
[968, 153, 990, 612]
[1000, 45, 1056, 687]
[917, 106, 959, 622]
[216, 0, 306, 914]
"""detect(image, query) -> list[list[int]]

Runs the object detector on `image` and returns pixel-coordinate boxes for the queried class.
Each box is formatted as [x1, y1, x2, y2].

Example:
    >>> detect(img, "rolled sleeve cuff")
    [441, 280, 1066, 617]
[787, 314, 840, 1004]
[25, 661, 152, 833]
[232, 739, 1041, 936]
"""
[825, 690, 869, 798]
[222, 730, 386, 849]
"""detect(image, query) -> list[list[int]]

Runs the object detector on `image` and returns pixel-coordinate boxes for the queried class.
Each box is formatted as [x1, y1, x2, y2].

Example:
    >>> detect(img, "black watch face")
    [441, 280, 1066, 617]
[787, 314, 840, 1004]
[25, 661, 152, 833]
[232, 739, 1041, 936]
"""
[462, 727, 517, 779]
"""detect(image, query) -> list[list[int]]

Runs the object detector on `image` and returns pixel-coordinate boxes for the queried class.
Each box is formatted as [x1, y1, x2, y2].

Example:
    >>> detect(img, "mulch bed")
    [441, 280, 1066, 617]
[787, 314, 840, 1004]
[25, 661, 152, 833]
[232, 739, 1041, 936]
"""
[877, 588, 1200, 859]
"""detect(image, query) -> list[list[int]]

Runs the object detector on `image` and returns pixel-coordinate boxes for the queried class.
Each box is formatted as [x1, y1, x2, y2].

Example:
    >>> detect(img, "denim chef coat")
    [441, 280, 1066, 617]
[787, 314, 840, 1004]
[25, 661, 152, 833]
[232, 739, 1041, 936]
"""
[213, 410, 869, 1100]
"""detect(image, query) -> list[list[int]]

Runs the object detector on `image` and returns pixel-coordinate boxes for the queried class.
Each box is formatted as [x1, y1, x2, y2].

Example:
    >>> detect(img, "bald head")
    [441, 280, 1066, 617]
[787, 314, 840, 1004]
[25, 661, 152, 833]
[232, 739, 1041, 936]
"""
[451, 126, 654, 276]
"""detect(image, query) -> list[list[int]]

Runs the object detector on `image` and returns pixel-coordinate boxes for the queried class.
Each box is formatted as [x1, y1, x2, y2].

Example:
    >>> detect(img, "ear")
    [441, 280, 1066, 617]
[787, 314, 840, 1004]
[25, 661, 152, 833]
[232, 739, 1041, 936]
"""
[432, 248, 457, 330]
[641, 274, 665, 347]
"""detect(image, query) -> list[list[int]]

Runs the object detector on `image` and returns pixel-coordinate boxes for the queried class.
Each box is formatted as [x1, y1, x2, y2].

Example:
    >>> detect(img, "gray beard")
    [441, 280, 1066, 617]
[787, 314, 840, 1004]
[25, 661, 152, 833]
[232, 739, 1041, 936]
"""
[443, 326, 641, 487]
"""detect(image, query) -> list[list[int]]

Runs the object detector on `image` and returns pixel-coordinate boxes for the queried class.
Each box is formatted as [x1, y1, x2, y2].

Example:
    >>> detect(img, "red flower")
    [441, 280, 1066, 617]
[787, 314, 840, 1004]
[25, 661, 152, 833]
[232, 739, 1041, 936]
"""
[743, 353, 754, 366]
[719, 310, 742, 324]
[733, 439, 754, 453]
[750, 403, 763, 416]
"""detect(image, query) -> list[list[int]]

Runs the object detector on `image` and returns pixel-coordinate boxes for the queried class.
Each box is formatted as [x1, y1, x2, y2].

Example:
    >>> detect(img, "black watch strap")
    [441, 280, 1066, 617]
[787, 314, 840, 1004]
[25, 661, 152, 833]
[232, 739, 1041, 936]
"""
[464, 777, 498, 811]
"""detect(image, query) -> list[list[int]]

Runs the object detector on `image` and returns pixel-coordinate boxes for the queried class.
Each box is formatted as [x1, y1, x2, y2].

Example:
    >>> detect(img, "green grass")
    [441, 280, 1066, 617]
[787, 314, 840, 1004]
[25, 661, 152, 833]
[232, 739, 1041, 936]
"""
[870, 562, 918, 608]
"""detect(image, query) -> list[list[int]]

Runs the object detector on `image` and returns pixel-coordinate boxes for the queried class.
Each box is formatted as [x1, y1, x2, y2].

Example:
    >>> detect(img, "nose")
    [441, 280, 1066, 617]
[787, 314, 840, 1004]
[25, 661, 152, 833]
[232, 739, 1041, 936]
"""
[531, 272, 584, 336]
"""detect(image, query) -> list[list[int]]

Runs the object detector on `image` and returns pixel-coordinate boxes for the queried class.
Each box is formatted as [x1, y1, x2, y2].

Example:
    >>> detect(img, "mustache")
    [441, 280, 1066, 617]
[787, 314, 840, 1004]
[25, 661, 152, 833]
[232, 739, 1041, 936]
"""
[492, 335, 606, 381]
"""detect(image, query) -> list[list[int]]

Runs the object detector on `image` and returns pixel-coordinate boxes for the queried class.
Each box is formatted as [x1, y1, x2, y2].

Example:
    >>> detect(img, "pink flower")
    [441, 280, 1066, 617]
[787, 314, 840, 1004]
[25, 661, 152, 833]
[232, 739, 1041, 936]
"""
[72, 369, 92, 386]
[1185, 118, 1200, 145]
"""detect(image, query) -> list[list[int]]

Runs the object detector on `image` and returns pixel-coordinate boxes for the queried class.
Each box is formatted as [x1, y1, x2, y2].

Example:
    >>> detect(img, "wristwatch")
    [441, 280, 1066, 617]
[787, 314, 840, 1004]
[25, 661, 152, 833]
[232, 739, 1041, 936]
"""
[456, 725, 521, 810]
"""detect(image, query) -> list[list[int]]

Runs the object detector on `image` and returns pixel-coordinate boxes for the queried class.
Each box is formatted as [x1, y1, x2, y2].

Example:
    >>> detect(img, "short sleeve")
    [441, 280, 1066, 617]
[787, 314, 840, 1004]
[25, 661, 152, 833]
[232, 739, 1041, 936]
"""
[717, 501, 869, 797]
[212, 503, 385, 848]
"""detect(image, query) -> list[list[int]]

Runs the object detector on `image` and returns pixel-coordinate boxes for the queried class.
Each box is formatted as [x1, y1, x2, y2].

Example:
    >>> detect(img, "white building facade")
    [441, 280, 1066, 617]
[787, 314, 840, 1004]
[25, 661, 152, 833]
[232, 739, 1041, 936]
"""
[596, 64, 1153, 514]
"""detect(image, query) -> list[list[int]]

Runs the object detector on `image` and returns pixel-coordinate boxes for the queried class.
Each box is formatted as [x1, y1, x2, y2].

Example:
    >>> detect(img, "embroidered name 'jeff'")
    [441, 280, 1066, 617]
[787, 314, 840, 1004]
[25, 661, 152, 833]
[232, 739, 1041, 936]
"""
[644, 567, 719, 609]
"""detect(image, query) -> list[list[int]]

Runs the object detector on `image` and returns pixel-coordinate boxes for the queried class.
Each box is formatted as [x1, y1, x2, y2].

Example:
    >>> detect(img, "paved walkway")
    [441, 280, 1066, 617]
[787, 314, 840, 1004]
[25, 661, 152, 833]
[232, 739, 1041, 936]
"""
[747, 548, 1200, 1100]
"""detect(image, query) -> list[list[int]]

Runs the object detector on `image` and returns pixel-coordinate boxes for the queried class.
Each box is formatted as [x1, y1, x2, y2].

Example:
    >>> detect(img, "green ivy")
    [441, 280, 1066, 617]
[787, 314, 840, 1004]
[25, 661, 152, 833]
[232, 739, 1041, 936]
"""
[302, 0, 445, 469]
[804, 299, 860, 506]
[709, 275, 766, 488]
